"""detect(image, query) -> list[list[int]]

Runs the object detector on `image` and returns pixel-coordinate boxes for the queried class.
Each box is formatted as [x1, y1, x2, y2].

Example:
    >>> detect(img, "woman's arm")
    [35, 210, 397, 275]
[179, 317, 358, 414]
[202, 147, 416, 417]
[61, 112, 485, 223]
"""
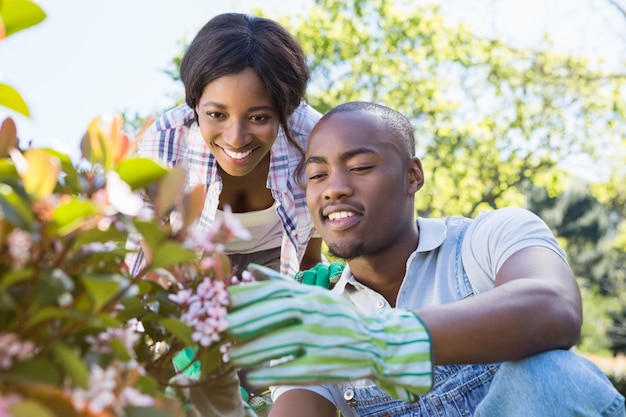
[300, 237, 323, 270]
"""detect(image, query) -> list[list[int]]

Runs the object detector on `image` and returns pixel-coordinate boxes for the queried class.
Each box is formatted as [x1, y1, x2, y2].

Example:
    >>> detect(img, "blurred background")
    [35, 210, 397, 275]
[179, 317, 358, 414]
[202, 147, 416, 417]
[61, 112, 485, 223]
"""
[2, 0, 626, 393]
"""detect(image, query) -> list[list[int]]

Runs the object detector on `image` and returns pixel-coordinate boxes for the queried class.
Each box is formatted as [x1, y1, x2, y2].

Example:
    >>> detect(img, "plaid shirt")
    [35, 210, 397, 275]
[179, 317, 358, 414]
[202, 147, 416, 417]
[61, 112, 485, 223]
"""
[126, 102, 322, 278]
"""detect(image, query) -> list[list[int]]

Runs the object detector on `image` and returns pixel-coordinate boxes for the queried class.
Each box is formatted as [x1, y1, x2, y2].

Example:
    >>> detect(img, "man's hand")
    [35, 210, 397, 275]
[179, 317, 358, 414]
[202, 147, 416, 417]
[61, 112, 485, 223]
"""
[226, 264, 433, 402]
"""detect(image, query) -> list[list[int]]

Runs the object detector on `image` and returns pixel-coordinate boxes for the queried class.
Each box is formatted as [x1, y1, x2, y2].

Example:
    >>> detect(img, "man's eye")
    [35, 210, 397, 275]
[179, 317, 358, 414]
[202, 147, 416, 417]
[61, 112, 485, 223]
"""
[351, 165, 373, 172]
[307, 172, 326, 181]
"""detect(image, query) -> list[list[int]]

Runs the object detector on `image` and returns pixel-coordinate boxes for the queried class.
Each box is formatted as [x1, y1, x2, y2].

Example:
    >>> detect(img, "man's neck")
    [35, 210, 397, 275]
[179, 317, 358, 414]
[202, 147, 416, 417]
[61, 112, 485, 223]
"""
[348, 231, 419, 307]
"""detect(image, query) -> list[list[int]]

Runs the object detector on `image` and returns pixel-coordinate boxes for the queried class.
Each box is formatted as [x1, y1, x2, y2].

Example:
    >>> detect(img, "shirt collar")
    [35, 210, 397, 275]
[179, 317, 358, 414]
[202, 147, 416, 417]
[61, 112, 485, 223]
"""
[333, 217, 448, 295]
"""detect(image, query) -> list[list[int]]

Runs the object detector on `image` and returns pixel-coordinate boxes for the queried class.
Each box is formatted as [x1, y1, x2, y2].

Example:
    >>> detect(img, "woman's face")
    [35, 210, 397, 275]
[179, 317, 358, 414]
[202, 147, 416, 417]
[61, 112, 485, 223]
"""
[195, 67, 280, 177]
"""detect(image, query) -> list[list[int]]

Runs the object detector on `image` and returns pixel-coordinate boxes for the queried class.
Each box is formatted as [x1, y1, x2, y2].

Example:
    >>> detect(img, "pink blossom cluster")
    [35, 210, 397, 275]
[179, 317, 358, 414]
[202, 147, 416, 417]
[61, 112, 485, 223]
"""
[85, 322, 140, 356]
[168, 277, 230, 347]
[189, 205, 251, 254]
[0, 333, 35, 370]
[0, 392, 21, 417]
[68, 362, 154, 415]
[5, 229, 32, 269]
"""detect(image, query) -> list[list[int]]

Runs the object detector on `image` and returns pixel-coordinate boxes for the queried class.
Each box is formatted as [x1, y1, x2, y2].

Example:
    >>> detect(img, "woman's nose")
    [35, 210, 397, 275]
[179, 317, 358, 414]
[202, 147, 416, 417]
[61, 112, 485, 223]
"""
[223, 120, 249, 148]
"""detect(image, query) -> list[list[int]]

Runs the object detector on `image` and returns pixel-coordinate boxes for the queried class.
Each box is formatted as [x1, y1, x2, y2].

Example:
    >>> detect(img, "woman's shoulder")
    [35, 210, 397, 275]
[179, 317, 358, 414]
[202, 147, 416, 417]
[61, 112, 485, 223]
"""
[287, 102, 323, 140]
[153, 104, 197, 132]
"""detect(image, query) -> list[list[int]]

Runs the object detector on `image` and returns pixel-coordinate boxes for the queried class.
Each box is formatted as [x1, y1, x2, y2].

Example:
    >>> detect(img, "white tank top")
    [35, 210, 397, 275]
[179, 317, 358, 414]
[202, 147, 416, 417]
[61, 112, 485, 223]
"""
[215, 201, 283, 254]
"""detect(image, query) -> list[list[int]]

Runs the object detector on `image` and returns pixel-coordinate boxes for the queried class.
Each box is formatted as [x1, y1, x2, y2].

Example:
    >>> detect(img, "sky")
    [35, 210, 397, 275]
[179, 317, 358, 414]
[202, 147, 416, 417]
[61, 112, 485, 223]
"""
[1, 0, 625, 160]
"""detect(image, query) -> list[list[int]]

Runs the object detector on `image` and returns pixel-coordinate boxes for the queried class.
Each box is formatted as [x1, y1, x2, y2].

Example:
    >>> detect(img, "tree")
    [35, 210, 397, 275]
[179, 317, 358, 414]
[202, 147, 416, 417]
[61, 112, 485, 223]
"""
[524, 181, 626, 354]
[263, 0, 626, 218]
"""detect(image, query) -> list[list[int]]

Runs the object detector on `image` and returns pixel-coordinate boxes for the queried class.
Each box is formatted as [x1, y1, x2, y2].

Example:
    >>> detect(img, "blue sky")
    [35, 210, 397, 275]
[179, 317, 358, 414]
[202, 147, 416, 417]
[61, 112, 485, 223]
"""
[1, 0, 624, 160]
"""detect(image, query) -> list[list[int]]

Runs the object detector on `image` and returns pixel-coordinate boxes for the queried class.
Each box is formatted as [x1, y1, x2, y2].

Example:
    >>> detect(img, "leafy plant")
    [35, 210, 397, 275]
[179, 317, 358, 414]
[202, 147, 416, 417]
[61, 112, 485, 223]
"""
[0, 114, 245, 417]
[0, 0, 46, 117]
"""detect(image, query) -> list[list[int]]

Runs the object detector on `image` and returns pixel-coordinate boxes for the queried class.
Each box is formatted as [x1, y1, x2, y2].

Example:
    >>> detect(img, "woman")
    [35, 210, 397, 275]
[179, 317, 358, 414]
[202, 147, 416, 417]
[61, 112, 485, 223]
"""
[127, 13, 322, 417]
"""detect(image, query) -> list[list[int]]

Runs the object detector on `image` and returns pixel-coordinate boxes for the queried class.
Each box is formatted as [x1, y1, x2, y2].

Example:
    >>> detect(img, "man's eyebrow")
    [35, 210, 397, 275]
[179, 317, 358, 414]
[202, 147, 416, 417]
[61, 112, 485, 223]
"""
[305, 147, 377, 166]
[342, 147, 377, 160]
[304, 155, 326, 166]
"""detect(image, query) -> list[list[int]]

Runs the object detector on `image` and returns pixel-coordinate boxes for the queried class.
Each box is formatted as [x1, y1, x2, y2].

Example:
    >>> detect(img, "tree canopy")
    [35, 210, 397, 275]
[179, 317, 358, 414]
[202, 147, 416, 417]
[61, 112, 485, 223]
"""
[264, 0, 626, 218]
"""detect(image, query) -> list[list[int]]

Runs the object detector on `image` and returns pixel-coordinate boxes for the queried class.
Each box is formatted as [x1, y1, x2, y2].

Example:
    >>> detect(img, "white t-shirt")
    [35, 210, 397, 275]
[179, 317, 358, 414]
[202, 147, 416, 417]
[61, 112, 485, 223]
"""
[271, 207, 567, 414]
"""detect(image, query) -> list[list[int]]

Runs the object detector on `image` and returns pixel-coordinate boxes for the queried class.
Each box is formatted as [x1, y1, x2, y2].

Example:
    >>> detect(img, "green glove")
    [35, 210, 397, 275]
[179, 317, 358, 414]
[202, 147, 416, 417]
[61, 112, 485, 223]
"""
[227, 264, 433, 402]
[294, 262, 345, 289]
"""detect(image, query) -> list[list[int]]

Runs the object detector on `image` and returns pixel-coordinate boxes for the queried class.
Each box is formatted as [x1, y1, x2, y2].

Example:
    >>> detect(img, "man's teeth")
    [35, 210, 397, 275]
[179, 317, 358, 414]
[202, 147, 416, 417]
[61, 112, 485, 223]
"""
[328, 211, 354, 221]
[224, 149, 252, 159]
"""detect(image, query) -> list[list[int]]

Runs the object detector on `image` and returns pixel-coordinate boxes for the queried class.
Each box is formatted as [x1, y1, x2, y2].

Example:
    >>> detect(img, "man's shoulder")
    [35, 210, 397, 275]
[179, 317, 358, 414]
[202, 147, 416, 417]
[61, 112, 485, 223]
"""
[471, 207, 540, 230]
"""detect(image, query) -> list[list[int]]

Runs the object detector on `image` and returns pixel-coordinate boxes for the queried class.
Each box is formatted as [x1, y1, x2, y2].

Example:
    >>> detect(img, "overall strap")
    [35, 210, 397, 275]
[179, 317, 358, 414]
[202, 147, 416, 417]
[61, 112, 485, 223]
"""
[454, 218, 475, 300]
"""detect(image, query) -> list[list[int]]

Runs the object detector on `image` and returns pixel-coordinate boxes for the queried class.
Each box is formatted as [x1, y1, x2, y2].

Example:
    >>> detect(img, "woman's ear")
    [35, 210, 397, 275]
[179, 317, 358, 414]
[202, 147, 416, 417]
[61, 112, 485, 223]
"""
[408, 157, 424, 193]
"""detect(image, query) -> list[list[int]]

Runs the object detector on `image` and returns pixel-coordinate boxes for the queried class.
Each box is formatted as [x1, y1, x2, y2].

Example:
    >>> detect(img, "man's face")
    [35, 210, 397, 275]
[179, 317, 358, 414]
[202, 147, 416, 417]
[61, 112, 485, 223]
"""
[304, 111, 417, 260]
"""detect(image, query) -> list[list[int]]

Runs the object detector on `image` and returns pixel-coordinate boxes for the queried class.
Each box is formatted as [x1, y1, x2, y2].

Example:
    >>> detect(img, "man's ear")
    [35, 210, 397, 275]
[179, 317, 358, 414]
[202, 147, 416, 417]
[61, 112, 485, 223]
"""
[408, 157, 424, 193]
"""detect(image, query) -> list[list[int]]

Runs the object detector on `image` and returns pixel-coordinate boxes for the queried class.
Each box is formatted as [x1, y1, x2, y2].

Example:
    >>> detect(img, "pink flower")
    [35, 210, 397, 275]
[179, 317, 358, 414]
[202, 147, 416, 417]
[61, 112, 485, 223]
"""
[0, 393, 22, 417]
[104, 171, 144, 216]
[169, 277, 230, 348]
[0, 333, 35, 370]
[119, 386, 154, 408]
[6, 229, 31, 269]
[188, 205, 251, 252]
[85, 324, 140, 356]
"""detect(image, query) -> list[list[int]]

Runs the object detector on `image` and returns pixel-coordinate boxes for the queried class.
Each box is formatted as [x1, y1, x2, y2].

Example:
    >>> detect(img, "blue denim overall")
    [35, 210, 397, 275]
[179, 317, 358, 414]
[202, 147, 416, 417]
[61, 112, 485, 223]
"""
[335, 220, 625, 417]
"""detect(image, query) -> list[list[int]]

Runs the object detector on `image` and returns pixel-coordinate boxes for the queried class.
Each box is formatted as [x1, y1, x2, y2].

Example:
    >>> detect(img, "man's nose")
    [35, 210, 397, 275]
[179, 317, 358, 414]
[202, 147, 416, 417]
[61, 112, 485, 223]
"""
[322, 170, 353, 200]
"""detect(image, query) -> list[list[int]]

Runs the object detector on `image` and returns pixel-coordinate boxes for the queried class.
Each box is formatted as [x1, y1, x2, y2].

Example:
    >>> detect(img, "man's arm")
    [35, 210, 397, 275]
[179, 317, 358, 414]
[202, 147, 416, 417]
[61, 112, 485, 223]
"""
[269, 389, 337, 417]
[418, 245, 582, 365]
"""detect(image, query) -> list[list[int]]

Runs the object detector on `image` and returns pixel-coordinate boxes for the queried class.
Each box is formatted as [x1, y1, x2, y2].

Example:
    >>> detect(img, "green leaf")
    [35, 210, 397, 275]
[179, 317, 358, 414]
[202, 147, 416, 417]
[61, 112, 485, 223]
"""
[109, 337, 132, 361]
[117, 157, 169, 190]
[132, 219, 166, 249]
[159, 318, 193, 345]
[0, 267, 33, 291]
[72, 225, 126, 248]
[40, 148, 80, 191]
[151, 242, 197, 269]
[23, 305, 65, 330]
[4, 357, 61, 385]
[198, 343, 225, 376]
[80, 274, 124, 312]
[0, 182, 35, 229]
[0, 159, 19, 180]
[8, 399, 56, 417]
[52, 342, 89, 388]
[0, 0, 46, 37]
[51, 198, 98, 236]
[0, 83, 30, 117]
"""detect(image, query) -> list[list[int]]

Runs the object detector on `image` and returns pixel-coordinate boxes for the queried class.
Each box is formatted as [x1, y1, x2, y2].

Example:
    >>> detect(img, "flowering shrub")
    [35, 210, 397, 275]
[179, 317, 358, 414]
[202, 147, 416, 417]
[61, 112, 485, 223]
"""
[0, 114, 246, 417]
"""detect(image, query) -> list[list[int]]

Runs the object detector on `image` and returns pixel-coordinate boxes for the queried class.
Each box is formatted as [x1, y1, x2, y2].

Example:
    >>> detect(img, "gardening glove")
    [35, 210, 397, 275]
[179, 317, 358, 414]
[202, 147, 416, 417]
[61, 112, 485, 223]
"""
[294, 262, 345, 289]
[226, 264, 433, 402]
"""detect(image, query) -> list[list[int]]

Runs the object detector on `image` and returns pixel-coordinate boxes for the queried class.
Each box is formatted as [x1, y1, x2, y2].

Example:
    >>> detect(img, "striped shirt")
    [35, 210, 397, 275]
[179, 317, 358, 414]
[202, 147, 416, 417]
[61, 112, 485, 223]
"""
[126, 102, 322, 277]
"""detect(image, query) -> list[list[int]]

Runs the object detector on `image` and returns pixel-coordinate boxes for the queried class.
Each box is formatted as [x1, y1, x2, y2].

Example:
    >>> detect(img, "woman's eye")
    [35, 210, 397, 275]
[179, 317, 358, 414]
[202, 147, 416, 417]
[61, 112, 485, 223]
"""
[207, 112, 224, 119]
[250, 115, 270, 122]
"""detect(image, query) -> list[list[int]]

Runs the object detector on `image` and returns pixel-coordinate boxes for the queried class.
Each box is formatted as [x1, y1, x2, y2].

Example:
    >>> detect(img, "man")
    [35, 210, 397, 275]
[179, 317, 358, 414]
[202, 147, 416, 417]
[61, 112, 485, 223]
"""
[226, 102, 625, 416]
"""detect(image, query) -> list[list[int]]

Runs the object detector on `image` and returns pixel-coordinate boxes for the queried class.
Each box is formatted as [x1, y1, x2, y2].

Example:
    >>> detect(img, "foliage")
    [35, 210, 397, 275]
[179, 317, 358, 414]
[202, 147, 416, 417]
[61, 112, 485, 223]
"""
[0, 114, 243, 417]
[0, 0, 46, 117]
[523, 181, 626, 355]
[264, 0, 626, 218]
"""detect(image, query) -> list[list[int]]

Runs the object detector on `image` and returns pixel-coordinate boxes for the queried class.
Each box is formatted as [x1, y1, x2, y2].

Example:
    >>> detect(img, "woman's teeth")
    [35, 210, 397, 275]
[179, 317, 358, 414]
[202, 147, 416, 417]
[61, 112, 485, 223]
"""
[224, 149, 253, 159]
